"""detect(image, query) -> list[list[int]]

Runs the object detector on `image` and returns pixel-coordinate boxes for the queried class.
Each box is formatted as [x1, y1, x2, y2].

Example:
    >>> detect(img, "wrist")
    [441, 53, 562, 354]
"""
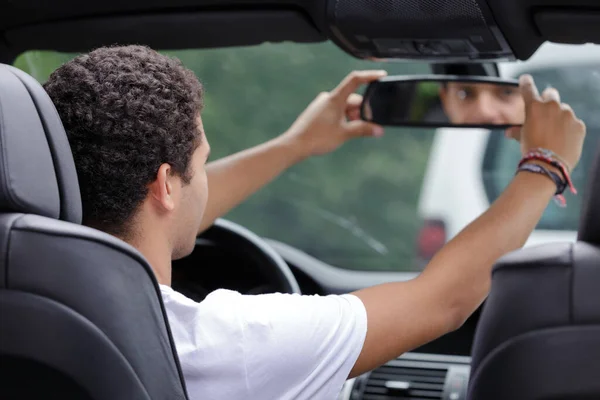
[516, 152, 576, 207]
[513, 169, 557, 194]
[271, 134, 310, 165]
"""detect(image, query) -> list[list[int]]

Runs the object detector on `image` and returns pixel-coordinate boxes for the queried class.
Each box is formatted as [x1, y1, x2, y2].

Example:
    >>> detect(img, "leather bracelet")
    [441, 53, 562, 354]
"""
[528, 147, 572, 173]
[519, 153, 577, 195]
[517, 163, 567, 195]
[516, 162, 568, 207]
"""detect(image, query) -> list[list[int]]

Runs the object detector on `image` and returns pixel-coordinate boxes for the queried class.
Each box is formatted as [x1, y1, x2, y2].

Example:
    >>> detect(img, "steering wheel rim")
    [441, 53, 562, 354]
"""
[197, 218, 301, 295]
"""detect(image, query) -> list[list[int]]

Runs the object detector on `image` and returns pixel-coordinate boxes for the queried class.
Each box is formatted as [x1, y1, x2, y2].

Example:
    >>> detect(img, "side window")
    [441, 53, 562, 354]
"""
[482, 64, 600, 232]
[483, 131, 598, 232]
[482, 131, 579, 230]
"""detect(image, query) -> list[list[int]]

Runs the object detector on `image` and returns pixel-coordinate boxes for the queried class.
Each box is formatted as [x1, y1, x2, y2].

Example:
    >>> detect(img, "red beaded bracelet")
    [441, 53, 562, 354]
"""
[520, 152, 576, 195]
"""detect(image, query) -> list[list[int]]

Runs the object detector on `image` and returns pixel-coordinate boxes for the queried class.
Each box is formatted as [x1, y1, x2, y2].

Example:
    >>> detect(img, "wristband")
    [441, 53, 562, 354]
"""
[519, 153, 577, 195]
[516, 162, 567, 207]
[528, 147, 572, 173]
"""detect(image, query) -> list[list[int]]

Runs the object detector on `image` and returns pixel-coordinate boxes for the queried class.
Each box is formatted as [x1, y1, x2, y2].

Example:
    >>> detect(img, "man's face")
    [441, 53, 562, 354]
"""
[440, 82, 525, 125]
[171, 117, 211, 260]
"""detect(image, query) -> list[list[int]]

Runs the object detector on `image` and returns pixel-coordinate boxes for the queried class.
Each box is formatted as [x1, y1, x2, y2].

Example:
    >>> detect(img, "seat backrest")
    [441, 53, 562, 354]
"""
[467, 146, 600, 400]
[0, 64, 188, 400]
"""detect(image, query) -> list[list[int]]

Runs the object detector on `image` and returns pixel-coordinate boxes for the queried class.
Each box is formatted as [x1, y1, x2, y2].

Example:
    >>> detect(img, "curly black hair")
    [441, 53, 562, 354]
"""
[44, 45, 204, 237]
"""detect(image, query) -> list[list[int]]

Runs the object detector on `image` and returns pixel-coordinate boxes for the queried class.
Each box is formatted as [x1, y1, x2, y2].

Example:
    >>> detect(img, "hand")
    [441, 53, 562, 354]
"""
[506, 75, 586, 170]
[280, 70, 387, 158]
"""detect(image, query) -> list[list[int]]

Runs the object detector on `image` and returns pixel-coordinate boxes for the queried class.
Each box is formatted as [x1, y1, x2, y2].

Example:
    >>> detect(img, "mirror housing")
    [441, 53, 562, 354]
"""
[361, 75, 523, 129]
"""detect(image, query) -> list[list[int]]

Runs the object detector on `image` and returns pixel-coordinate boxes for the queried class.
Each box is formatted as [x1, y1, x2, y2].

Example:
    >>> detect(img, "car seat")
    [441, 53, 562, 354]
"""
[467, 145, 600, 399]
[0, 64, 188, 399]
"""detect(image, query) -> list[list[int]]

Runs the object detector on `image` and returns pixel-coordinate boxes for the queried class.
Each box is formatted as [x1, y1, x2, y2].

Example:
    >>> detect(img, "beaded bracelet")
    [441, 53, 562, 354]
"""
[527, 147, 572, 173]
[519, 152, 576, 195]
[516, 163, 567, 207]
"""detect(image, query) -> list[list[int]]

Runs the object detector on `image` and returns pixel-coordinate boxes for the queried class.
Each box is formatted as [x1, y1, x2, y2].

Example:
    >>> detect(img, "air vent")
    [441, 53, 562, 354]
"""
[361, 359, 448, 399]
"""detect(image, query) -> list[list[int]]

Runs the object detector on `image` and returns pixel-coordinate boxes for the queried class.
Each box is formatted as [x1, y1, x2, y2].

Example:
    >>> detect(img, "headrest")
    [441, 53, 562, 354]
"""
[0, 64, 81, 223]
[578, 143, 600, 244]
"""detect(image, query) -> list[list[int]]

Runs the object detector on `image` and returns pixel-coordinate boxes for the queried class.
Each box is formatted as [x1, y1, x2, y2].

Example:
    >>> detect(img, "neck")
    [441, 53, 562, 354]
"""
[123, 225, 173, 287]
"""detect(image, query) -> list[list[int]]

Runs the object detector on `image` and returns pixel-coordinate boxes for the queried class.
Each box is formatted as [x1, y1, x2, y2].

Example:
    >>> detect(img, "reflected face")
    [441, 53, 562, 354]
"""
[440, 82, 525, 125]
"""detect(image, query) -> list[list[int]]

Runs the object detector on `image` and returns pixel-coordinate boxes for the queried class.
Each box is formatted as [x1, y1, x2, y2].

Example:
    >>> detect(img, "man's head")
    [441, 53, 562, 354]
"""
[44, 45, 210, 262]
[439, 82, 525, 125]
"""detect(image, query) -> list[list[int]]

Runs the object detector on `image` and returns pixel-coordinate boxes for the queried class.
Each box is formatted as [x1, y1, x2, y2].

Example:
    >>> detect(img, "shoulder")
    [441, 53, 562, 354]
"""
[160, 285, 246, 329]
[159, 286, 368, 399]
[159, 285, 366, 344]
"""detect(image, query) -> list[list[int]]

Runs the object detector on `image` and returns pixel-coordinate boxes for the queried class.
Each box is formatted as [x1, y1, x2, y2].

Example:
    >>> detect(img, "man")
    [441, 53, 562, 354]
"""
[439, 81, 525, 125]
[44, 45, 585, 399]
[434, 63, 526, 125]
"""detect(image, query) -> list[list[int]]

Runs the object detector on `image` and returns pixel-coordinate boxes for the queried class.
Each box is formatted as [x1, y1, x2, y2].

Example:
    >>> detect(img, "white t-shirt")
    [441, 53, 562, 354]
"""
[160, 285, 368, 400]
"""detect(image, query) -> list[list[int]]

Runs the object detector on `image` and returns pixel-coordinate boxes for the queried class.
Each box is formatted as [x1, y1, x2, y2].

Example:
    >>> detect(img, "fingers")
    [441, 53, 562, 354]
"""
[541, 86, 560, 103]
[561, 102, 573, 113]
[347, 93, 363, 107]
[346, 93, 363, 121]
[346, 120, 384, 138]
[347, 109, 361, 121]
[519, 74, 540, 110]
[518, 74, 586, 170]
[561, 103, 586, 130]
[331, 70, 387, 101]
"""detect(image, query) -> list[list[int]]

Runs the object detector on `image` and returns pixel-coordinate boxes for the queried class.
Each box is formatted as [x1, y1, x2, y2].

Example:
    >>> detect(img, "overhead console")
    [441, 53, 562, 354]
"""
[325, 0, 600, 62]
[325, 0, 514, 62]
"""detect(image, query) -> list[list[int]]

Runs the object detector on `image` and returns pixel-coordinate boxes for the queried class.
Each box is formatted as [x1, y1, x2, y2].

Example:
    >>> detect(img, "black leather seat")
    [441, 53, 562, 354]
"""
[0, 64, 188, 399]
[468, 147, 600, 399]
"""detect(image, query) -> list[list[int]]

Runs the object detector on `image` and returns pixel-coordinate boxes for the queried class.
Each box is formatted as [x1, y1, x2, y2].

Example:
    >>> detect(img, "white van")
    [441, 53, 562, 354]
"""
[416, 42, 600, 264]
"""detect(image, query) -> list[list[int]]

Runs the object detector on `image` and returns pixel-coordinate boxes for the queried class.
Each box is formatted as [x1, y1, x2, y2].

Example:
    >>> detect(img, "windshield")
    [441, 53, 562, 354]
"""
[14, 43, 597, 272]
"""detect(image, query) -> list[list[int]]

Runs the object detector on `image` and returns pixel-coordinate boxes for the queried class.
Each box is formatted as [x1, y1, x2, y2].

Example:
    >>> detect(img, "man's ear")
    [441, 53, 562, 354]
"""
[148, 163, 176, 212]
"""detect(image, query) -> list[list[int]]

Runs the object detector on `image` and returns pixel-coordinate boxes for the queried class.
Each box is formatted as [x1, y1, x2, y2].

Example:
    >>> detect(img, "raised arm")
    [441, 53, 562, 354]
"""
[349, 76, 586, 377]
[198, 71, 387, 233]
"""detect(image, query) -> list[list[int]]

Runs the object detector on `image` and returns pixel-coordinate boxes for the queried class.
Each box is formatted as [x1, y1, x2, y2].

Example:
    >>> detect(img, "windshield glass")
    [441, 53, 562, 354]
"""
[14, 43, 598, 272]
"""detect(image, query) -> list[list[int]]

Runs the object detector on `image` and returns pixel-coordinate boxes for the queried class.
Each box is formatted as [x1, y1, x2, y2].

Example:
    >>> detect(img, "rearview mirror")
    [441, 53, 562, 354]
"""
[361, 75, 524, 129]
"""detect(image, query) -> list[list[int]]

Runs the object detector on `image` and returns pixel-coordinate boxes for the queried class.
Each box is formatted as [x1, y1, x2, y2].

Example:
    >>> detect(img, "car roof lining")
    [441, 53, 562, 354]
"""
[0, 0, 325, 29]
[0, 1, 326, 63]
[3, 9, 324, 63]
[3, 0, 600, 63]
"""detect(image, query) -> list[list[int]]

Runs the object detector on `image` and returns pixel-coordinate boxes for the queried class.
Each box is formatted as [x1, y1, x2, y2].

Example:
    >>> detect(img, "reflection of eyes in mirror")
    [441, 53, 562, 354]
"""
[362, 79, 525, 128]
[443, 82, 525, 126]
[453, 84, 520, 103]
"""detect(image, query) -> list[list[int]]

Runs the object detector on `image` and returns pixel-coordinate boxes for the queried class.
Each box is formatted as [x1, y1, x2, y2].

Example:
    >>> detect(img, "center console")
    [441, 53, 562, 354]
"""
[341, 353, 471, 400]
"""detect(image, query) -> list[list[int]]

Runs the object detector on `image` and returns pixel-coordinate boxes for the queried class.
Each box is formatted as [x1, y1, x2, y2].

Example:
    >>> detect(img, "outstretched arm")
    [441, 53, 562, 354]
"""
[349, 76, 586, 377]
[199, 137, 302, 233]
[197, 71, 387, 234]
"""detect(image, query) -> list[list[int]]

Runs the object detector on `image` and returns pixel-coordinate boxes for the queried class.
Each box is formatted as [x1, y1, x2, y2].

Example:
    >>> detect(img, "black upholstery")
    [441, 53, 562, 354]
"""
[577, 144, 600, 246]
[468, 146, 600, 399]
[0, 64, 188, 399]
[8, 66, 83, 223]
[0, 65, 62, 219]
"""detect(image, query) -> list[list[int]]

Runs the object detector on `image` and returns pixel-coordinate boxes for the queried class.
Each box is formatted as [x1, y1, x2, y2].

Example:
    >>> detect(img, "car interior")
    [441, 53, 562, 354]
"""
[1, 1, 600, 399]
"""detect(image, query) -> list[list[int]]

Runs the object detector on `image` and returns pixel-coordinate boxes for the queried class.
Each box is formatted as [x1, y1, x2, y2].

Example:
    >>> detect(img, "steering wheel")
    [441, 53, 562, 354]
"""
[190, 218, 301, 295]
